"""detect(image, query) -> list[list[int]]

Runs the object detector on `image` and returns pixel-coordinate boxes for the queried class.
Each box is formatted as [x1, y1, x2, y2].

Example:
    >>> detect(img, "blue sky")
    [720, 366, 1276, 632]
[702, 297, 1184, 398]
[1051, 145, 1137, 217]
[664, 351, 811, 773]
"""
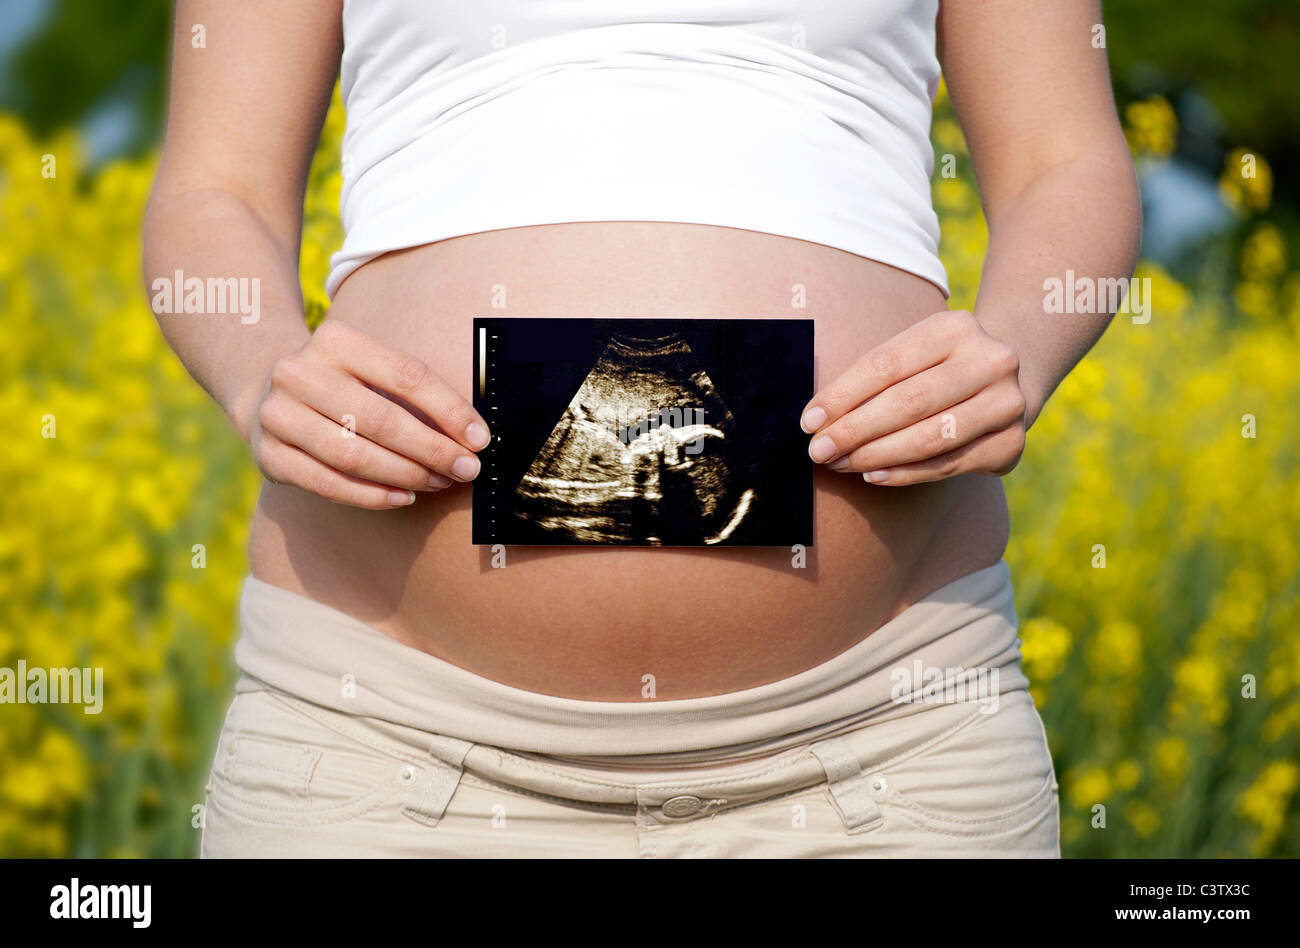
[0, 0, 47, 63]
[0, 0, 140, 159]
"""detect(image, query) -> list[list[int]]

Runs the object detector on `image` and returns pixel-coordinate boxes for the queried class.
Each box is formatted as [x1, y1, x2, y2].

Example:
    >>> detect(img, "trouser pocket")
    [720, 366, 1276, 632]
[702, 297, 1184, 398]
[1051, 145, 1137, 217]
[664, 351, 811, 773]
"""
[200, 688, 475, 856]
[808, 690, 1060, 853]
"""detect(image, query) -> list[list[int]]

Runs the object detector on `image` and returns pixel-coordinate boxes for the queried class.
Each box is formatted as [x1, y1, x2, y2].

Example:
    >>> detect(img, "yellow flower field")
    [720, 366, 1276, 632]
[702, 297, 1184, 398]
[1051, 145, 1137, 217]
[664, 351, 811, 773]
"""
[0, 87, 1296, 856]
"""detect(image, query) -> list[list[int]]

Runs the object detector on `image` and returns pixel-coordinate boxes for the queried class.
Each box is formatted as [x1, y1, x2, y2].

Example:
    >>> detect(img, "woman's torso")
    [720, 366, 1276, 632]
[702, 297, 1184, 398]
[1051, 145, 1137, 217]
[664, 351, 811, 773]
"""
[248, 221, 1010, 700]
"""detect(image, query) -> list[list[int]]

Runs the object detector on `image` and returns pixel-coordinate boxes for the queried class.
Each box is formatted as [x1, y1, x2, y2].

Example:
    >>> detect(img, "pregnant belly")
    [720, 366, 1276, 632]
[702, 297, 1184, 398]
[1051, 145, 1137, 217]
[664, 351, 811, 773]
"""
[248, 222, 1010, 699]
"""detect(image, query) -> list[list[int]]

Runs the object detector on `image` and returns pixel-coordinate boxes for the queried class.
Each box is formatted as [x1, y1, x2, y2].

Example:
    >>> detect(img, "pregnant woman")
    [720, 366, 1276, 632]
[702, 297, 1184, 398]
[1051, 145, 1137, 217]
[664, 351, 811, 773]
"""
[144, 0, 1139, 857]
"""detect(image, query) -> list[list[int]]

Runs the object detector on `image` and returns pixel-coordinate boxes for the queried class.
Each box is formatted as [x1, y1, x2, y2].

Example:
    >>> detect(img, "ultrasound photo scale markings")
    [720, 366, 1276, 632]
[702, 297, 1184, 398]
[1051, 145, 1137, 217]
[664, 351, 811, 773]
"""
[481, 331, 498, 527]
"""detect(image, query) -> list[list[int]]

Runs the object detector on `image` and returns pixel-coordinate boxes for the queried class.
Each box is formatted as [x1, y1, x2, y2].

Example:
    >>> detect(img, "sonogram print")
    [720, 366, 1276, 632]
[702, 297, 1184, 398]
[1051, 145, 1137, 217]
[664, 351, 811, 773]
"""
[517, 332, 749, 543]
[472, 317, 813, 547]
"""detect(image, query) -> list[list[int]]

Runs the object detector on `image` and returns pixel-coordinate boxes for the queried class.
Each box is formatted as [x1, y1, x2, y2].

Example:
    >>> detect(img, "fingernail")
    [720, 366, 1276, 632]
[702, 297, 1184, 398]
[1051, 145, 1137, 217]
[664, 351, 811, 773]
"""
[452, 455, 480, 481]
[809, 435, 838, 463]
[864, 470, 890, 484]
[466, 422, 491, 451]
[828, 457, 852, 471]
[800, 406, 827, 433]
[427, 472, 452, 489]
[388, 489, 416, 506]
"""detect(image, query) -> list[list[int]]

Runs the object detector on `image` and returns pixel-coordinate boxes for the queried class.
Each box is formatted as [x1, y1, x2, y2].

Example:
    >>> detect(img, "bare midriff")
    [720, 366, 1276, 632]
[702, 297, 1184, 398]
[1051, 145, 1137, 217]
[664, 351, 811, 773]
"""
[247, 222, 1010, 700]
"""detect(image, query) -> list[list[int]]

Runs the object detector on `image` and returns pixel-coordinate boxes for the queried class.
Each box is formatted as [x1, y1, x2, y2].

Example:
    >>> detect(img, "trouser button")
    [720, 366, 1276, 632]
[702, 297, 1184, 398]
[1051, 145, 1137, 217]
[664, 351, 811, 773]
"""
[662, 795, 703, 818]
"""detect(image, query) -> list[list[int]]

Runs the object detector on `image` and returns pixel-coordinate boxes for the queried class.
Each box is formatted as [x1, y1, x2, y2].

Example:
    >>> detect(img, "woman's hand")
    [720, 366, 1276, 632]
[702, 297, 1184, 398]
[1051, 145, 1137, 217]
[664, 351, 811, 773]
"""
[799, 310, 1029, 486]
[244, 321, 491, 510]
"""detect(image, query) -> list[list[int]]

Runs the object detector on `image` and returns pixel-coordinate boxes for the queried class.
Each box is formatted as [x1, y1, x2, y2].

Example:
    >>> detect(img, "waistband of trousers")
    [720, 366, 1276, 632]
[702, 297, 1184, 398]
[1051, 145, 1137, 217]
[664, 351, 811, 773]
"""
[232, 560, 1028, 760]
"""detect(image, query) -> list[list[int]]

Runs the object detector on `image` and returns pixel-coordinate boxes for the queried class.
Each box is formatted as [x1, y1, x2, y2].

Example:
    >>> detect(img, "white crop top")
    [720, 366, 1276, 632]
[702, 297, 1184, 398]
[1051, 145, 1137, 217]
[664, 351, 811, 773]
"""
[328, 1, 948, 299]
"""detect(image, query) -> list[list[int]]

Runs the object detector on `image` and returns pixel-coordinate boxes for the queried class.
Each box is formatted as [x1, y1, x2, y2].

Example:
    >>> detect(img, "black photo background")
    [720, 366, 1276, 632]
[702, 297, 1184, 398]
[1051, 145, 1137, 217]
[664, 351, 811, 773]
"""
[472, 317, 814, 546]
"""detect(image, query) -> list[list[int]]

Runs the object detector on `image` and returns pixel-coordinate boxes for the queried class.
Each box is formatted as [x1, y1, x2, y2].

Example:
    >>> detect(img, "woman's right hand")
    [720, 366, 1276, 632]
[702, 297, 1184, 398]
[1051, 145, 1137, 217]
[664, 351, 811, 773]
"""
[244, 321, 491, 510]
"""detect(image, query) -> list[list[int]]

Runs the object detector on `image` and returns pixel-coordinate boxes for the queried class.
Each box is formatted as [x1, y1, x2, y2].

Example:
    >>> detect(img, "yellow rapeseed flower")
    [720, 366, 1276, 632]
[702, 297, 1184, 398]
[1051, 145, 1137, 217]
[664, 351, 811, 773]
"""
[1154, 737, 1189, 784]
[1241, 223, 1287, 280]
[1069, 767, 1113, 811]
[1088, 620, 1142, 678]
[1126, 801, 1160, 839]
[1124, 95, 1177, 158]
[1019, 617, 1074, 685]
[1236, 761, 1299, 855]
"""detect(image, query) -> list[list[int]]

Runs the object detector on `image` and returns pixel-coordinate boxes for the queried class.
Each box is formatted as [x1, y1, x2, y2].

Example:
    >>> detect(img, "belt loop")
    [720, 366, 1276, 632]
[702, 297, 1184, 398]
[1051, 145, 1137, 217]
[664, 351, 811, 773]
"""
[402, 735, 474, 828]
[809, 737, 883, 835]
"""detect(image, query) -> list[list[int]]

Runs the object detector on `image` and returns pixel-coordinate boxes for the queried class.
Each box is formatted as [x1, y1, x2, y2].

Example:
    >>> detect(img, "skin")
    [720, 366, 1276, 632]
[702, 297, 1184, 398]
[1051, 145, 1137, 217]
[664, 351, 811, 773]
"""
[144, 0, 1139, 698]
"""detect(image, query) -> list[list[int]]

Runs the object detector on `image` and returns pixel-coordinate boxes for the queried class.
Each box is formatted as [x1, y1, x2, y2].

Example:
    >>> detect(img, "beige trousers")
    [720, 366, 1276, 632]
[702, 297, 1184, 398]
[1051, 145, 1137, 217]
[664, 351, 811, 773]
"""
[200, 561, 1060, 857]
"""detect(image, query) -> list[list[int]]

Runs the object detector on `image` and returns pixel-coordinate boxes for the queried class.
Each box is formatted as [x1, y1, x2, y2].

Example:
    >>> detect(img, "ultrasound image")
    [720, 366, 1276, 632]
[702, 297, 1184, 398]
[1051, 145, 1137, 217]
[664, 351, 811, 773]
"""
[472, 317, 813, 547]
[516, 331, 751, 543]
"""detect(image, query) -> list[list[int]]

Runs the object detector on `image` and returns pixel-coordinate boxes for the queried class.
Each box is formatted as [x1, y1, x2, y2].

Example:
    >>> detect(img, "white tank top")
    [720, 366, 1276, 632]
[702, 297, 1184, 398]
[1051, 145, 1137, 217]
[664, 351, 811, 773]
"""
[328, 1, 947, 299]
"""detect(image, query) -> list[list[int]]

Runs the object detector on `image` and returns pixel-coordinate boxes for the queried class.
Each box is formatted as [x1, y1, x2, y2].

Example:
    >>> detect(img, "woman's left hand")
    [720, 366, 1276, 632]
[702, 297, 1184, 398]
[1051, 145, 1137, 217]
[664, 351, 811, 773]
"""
[799, 309, 1030, 486]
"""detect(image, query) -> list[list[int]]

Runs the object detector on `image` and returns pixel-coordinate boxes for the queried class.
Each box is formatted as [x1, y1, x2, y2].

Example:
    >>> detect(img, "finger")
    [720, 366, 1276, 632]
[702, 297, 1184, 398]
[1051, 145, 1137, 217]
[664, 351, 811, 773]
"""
[259, 394, 453, 491]
[258, 433, 423, 510]
[807, 360, 987, 464]
[270, 360, 482, 482]
[826, 383, 1027, 472]
[312, 321, 490, 451]
[860, 426, 1027, 487]
[799, 310, 971, 432]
